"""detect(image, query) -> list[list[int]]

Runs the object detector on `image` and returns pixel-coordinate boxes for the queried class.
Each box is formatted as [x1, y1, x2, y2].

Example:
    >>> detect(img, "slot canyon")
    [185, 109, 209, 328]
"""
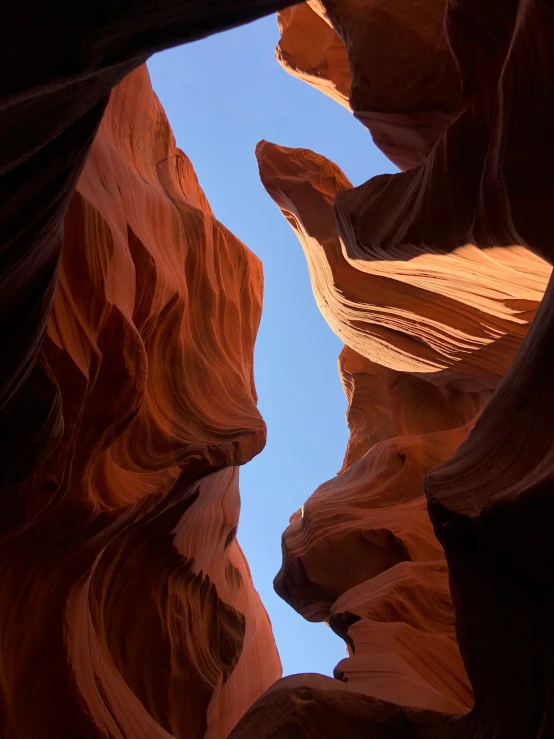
[2, 0, 554, 737]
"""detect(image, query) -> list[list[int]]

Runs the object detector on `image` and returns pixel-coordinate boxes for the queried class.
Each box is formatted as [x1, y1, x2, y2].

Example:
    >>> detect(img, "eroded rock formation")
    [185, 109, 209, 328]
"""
[4, 0, 554, 737]
[0, 0, 298, 489]
[231, 0, 554, 737]
[276, 4, 351, 109]
[256, 140, 550, 384]
[275, 0, 461, 169]
[272, 343, 478, 714]
[0, 63, 281, 739]
[2, 3, 307, 737]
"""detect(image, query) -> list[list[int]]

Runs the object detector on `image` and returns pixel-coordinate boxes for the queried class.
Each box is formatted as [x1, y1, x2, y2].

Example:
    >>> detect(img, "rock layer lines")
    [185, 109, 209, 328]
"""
[0, 65, 280, 739]
[232, 1, 554, 737]
[3, 0, 554, 737]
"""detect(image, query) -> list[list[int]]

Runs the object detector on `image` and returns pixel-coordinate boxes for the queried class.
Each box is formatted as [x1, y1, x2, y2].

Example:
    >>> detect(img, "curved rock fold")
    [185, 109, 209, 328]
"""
[3, 0, 554, 737]
[0, 63, 281, 739]
[232, 1, 554, 737]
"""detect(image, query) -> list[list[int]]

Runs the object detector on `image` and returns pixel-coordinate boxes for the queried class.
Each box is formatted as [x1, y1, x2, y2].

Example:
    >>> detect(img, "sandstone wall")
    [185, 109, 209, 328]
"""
[0, 64, 281, 739]
[232, 1, 554, 737]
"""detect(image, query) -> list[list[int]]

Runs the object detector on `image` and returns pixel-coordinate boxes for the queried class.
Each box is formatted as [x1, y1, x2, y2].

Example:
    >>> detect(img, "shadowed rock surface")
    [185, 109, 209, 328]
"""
[3, 0, 554, 737]
[231, 0, 554, 737]
[274, 0, 461, 169]
[256, 140, 550, 385]
[1, 4, 301, 735]
[0, 0, 298, 490]
[0, 63, 281, 739]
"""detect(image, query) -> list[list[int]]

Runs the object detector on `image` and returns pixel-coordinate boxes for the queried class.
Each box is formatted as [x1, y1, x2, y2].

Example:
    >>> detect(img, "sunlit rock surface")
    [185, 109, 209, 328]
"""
[4, 0, 554, 736]
[1, 0, 297, 491]
[276, 3, 351, 109]
[231, 0, 554, 737]
[270, 339, 480, 714]
[256, 140, 550, 386]
[275, 0, 461, 169]
[0, 65, 280, 739]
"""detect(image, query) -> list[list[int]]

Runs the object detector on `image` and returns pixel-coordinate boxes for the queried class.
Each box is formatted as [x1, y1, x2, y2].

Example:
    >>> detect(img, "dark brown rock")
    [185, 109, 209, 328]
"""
[0, 0, 298, 488]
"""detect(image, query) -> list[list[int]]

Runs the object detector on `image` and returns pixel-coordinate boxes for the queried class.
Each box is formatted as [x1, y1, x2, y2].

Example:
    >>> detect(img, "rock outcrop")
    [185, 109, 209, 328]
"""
[2, 4, 302, 736]
[271, 343, 479, 714]
[276, 4, 351, 110]
[275, 0, 461, 169]
[231, 0, 554, 737]
[0, 0, 298, 490]
[256, 140, 550, 385]
[4, 0, 554, 737]
[0, 64, 280, 739]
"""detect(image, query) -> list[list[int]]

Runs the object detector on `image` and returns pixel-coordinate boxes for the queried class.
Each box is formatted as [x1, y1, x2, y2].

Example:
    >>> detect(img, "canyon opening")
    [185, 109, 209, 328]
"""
[2, 2, 553, 738]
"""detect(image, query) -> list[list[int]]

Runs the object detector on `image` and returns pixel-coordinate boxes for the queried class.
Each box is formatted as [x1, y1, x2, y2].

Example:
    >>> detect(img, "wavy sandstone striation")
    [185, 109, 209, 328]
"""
[321, 350, 484, 716]
[271, 341, 480, 714]
[275, 0, 461, 169]
[3, 0, 554, 737]
[0, 65, 280, 739]
[1, 0, 298, 490]
[255, 140, 550, 387]
[231, 1, 554, 737]
[276, 3, 351, 109]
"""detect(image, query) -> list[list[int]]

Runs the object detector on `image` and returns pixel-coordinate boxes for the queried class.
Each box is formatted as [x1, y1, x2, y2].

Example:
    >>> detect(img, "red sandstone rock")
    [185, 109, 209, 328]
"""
[256, 140, 550, 386]
[3, 0, 554, 736]
[426, 271, 554, 736]
[331, 563, 472, 714]
[276, 4, 351, 110]
[231, 1, 554, 736]
[254, 136, 548, 721]
[325, 351, 482, 716]
[338, 347, 487, 471]
[272, 351, 477, 712]
[333, 1, 554, 260]
[0, 0, 298, 489]
[275, 0, 461, 169]
[235, 276, 554, 739]
[0, 66, 280, 739]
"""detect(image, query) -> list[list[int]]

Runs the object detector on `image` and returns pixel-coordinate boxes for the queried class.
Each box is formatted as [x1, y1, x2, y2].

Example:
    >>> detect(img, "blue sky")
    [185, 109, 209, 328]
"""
[148, 14, 395, 678]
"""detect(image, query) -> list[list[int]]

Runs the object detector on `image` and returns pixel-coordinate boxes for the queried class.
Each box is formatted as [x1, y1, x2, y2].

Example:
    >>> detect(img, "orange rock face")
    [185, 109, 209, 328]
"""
[4, 0, 554, 737]
[256, 140, 550, 385]
[231, 1, 554, 738]
[1, 0, 298, 493]
[276, 4, 351, 109]
[275, 0, 461, 169]
[0, 65, 280, 739]
[270, 338, 482, 714]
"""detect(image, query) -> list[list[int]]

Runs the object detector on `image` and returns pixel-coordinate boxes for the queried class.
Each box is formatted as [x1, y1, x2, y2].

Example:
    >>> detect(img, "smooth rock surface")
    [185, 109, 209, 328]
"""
[232, 1, 554, 737]
[272, 345, 478, 713]
[0, 65, 280, 739]
[4, 0, 554, 736]
[275, 0, 461, 169]
[276, 3, 351, 109]
[256, 140, 550, 385]
[0, 0, 298, 489]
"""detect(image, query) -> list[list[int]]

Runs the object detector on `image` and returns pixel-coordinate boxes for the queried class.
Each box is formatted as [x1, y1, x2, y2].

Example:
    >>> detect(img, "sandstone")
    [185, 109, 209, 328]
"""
[0, 65, 280, 739]
[272, 346, 478, 713]
[0, 0, 298, 489]
[256, 140, 550, 386]
[276, 4, 351, 109]
[3, 0, 554, 736]
[275, 0, 461, 169]
[233, 1, 554, 737]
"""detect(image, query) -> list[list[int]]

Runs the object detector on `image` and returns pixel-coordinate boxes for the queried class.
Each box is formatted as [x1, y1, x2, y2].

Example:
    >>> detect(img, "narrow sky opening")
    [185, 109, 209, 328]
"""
[148, 13, 396, 677]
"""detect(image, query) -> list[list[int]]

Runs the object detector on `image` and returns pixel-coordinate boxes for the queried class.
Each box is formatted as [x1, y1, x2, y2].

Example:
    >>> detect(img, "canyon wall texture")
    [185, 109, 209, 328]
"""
[1, 3, 305, 737]
[0, 55, 283, 739]
[231, 0, 554, 737]
[3, 0, 554, 738]
[0, 0, 298, 490]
